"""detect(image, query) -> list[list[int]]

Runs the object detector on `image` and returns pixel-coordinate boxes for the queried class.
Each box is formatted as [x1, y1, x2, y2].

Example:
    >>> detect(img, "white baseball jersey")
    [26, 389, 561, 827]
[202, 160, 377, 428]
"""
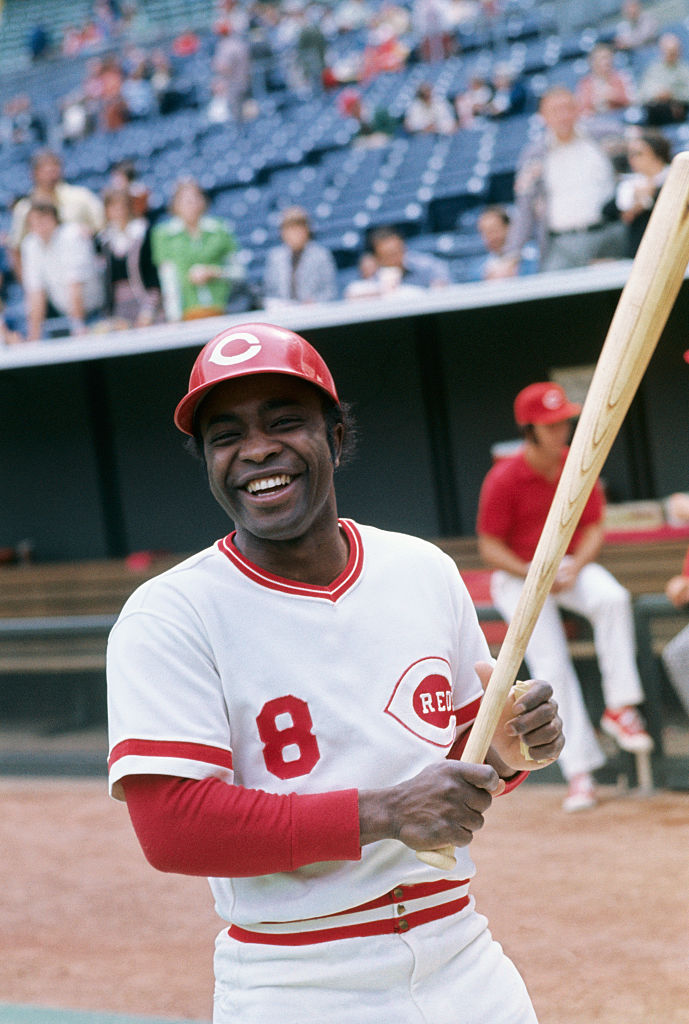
[107, 520, 489, 928]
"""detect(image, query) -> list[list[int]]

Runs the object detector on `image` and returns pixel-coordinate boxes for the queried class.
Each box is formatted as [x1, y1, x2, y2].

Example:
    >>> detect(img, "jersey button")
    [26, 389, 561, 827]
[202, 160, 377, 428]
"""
[392, 887, 404, 900]
[396, 904, 405, 915]
[397, 919, 409, 932]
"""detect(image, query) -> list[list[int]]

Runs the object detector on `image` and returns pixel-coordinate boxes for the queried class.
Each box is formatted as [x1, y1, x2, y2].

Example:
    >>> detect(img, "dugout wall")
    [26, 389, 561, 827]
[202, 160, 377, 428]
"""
[1, 263, 688, 561]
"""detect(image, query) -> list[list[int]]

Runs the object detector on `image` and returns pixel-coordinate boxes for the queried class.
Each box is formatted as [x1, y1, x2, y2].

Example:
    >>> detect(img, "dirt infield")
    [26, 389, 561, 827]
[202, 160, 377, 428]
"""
[2, 777, 688, 1024]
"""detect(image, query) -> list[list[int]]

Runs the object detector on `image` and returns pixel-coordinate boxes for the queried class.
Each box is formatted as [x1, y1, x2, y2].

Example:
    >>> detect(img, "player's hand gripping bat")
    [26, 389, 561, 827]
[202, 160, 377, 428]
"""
[418, 150, 689, 871]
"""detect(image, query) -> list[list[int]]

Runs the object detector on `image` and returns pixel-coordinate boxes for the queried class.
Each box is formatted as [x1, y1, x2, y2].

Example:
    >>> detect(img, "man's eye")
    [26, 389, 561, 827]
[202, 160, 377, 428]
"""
[210, 431, 241, 445]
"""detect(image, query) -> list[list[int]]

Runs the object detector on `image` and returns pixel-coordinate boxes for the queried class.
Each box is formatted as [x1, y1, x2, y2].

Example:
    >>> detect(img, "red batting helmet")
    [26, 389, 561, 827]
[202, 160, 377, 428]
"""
[514, 382, 581, 426]
[174, 322, 340, 435]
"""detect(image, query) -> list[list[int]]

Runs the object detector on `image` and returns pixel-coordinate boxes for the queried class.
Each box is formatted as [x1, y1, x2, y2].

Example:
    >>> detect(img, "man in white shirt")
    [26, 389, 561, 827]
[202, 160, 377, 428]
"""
[20, 202, 105, 341]
[9, 149, 104, 279]
[502, 87, 626, 273]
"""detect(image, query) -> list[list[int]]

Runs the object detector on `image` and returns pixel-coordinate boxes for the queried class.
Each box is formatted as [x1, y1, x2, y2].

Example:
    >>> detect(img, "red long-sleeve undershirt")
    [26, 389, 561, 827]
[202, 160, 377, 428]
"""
[122, 774, 362, 877]
[121, 733, 527, 878]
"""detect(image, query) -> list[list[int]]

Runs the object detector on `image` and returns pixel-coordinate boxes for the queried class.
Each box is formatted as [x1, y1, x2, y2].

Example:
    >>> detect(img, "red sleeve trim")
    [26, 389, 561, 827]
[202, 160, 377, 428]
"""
[109, 738, 233, 773]
[454, 696, 481, 729]
[447, 730, 529, 795]
[499, 771, 528, 795]
[121, 774, 361, 877]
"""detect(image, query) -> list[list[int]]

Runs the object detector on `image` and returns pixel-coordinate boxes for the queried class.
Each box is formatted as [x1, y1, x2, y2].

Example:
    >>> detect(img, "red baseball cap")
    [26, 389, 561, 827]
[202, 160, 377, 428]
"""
[174, 323, 339, 436]
[514, 382, 581, 426]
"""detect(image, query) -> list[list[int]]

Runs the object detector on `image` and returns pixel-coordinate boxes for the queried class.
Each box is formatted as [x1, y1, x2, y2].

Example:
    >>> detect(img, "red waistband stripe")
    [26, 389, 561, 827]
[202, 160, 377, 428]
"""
[228, 879, 470, 946]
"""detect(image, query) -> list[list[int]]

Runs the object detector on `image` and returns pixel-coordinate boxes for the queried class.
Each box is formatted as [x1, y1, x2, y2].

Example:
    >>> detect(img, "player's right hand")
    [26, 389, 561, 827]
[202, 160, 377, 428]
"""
[358, 761, 502, 852]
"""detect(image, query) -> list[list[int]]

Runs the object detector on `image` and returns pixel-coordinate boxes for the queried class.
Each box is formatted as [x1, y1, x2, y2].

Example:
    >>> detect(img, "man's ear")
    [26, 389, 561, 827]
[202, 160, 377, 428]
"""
[332, 421, 345, 467]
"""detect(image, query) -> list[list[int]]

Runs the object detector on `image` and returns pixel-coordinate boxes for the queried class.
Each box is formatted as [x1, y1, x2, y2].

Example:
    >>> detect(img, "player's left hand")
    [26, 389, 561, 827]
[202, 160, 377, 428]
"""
[475, 662, 564, 772]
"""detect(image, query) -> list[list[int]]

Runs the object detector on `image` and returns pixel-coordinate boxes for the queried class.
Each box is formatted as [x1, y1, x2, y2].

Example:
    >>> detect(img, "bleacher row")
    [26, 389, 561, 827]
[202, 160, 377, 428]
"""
[1, 0, 689, 301]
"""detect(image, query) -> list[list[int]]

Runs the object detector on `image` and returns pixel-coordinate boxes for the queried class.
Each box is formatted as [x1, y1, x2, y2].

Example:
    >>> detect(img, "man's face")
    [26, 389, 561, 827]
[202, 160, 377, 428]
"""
[199, 373, 342, 545]
[33, 156, 62, 190]
[479, 212, 508, 254]
[27, 209, 58, 242]
[281, 221, 310, 253]
[540, 91, 578, 141]
[532, 419, 572, 455]
[374, 235, 405, 268]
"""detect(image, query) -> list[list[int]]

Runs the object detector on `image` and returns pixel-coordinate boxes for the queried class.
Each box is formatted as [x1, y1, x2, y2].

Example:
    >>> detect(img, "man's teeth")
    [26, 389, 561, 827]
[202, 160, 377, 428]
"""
[246, 475, 292, 494]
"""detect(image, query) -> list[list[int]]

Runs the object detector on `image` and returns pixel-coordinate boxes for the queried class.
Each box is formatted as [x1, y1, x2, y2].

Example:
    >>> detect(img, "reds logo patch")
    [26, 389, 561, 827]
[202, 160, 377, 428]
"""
[209, 332, 262, 366]
[385, 657, 455, 748]
[543, 387, 565, 411]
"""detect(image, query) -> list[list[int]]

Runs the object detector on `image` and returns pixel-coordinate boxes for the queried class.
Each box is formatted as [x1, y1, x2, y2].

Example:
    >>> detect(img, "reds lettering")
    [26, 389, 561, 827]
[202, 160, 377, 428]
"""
[418, 689, 453, 716]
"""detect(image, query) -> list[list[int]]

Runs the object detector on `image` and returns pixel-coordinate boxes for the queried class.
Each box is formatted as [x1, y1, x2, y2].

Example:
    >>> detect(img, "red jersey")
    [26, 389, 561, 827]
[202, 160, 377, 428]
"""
[477, 448, 605, 563]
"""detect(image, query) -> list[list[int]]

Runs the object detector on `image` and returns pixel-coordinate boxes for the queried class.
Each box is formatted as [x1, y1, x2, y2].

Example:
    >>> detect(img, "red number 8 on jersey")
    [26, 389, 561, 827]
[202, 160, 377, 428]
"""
[256, 695, 321, 780]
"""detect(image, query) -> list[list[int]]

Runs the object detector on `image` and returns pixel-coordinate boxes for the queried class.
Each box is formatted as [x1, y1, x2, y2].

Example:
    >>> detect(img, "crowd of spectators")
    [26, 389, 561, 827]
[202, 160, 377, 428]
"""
[1, 0, 688, 343]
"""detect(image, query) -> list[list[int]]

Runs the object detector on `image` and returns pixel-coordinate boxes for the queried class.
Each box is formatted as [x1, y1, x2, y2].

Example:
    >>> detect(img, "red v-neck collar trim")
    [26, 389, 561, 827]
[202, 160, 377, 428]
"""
[217, 519, 364, 602]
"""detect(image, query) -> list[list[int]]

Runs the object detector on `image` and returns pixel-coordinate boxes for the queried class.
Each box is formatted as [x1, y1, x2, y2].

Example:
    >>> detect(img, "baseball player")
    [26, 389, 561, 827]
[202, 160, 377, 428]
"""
[476, 381, 653, 814]
[107, 323, 564, 1024]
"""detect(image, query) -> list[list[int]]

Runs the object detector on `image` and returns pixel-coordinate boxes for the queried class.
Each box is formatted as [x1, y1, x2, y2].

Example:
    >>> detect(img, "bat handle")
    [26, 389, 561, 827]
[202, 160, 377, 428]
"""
[417, 845, 456, 870]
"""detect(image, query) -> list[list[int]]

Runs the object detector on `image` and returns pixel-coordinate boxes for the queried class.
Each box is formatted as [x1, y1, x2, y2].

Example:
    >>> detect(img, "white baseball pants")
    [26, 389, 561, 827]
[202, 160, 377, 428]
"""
[490, 562, 645, 781]
[213, 900, 538, 1023]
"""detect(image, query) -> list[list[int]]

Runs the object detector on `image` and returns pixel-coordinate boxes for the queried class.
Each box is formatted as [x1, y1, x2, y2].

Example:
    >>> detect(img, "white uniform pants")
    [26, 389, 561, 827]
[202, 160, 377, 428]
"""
[213, 899, 537, 1023]
[490, 563, 645, 781]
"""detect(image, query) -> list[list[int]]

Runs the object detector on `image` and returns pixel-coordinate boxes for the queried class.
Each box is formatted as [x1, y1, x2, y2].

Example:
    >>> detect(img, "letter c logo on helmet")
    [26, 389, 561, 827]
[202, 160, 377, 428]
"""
[174, 322, 339, 436]
[209, 332, 262, 367]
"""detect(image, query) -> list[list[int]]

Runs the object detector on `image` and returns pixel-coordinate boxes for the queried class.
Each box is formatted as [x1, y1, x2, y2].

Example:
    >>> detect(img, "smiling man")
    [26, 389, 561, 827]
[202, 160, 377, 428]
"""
[107, 323, 564, 1024]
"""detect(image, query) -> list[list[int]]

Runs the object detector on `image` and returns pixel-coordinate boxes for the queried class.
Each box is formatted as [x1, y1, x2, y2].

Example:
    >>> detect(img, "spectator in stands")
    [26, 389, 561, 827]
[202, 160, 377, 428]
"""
[606, 128, 672, 257]
[0, 244, 23, 345]
[502, 86, 626, 273]
[107, 159, 150, 219]
[262, 206, 338, 307]
[613, 0, 658, 52]
[443, 0, 480, 34]
[206, 78, 234, 124]
[477, 380, 653, 813]
[149, 49, 180, 115]
[334, 0, 374, 33]
[212, 24, 252, 122]
[484, 64, 528, 119]
[96, 189, 161, 328]
[8, 150, 105, 279]
[366, 226, 451, 293]
[338, 87, 399, 147]
[152, 179, 241, 322]
[20, 202, 105, 341]
[404, 81, 456, 135]
[59, 91, 93, 144]
[638, 33, 689, 126]
[343, 251, 380, 299]
[293, 6, 328, 95]
[97, 55, 130, 131]
[27, 24, 52, 61]
[359, 11, 411, 81]
[121, 57, 156, 119]
[473, 205, 537, 280]
[412, 0, 453, 63]
[454, 73, 493, 128]
[576, 43, 635, 117]
[0, 95, 46, 149]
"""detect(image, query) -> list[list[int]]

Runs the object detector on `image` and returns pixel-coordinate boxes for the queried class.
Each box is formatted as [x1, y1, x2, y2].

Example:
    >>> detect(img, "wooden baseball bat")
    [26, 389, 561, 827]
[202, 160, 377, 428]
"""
[419, 150, 689, 871]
